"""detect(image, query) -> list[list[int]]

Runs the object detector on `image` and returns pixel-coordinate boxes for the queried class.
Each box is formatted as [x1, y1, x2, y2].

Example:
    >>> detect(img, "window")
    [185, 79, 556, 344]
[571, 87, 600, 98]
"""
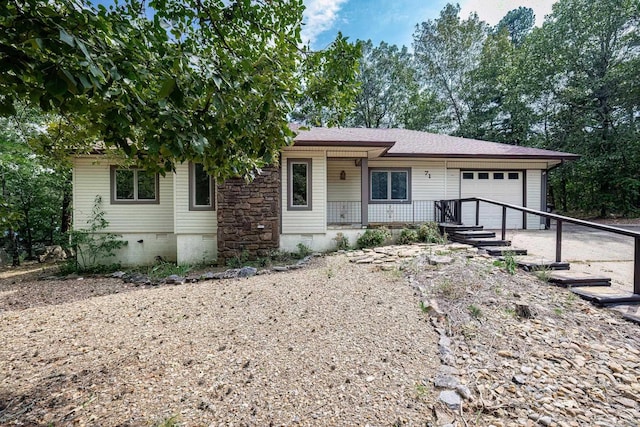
[370, 169, 410, 203]
[508, 172, 520, 180]
[189, 163, 215, 211]
[478, 172, 489, 180]
[462, 172, 474, 180]
[493, 172, 504, 180]
[110, 167, 159, 204]
[288, 159, 312, 210]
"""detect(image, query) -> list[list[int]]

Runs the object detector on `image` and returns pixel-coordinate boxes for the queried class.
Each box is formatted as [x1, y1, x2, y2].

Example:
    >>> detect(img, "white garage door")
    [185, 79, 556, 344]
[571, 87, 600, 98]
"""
[460, 171, 524, 229]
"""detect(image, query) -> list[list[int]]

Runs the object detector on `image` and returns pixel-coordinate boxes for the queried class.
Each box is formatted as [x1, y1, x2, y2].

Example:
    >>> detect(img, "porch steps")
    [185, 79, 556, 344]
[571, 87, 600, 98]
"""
[571, 287, 640, 306]
[439, 223, 484, 234]
[451, 230, 497, 239]
[460, 238, 512, 247]
[481, 246, 528, 256]
[547, 271, 611, 288]
[514, 256, 570, 271]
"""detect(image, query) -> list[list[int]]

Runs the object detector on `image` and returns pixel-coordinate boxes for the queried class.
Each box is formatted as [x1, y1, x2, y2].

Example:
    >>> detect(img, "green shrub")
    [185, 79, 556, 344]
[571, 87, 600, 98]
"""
[296, 242, 313, 258]
[417, 221, 447, 244]
[66, 196, 127, 273]
[397, 228, 419, 245]
[357, 227, 391, 248]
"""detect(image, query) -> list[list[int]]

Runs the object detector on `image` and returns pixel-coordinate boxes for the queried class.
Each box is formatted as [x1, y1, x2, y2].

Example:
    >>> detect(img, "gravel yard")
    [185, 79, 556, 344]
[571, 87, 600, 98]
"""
[1, 245, 639, 426]
[0, 256, 440, 426]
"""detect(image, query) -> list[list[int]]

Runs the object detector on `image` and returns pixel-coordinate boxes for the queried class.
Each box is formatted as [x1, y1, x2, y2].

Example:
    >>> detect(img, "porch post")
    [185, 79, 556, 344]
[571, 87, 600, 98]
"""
[361, 157, 368, 226]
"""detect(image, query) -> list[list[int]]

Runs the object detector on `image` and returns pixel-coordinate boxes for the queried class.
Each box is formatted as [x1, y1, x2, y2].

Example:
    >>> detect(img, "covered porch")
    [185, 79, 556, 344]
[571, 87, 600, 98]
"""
[326, 157, 437, 226]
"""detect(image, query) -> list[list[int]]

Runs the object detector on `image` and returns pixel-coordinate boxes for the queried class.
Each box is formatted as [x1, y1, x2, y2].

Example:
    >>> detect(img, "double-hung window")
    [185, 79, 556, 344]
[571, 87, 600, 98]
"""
[288, 159, 312, 210]
[370, 169, 410, 203]
[189, 163, 215, 211]
[111, 167, 159, 204]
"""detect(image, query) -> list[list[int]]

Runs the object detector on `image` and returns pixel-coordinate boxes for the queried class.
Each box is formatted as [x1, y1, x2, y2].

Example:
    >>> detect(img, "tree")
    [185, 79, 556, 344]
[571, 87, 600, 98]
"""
[0, 110, 71, 263]
[290, 33, 362, 127]
[460, 27, 533, 145]
[0, 0, 360, 179]
[413, 3, 488, 132]
[345, 40, 418, 128]
[524, 0, 640, 215]
[495, 7, 535, 47]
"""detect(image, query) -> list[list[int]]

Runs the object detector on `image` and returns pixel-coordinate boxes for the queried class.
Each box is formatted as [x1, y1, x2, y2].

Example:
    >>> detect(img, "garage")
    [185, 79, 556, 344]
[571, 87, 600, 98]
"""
[460, 170, 524, 229]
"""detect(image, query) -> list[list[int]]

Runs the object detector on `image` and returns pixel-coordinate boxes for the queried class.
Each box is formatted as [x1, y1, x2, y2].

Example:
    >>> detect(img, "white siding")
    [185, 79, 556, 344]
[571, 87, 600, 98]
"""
[173, 163, 217, 234]
[327, 160, 360, 202]
[446, 167, 460, 200]
[526, 169, 543, 229]
[281, 151, 327, 234]
[72, 157, 174, 233]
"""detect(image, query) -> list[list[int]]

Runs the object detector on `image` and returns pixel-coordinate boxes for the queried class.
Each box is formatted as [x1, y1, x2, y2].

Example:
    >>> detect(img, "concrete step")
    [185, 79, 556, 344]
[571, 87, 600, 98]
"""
[571, 287, 640, 306]
[481, 246, 528, 256]
[515, 256, 570, 271]
[462, 238, 511, 247]
[451, 230, 496, 239]
[439, 223, 484, 234]
[548, 271, 611, 288]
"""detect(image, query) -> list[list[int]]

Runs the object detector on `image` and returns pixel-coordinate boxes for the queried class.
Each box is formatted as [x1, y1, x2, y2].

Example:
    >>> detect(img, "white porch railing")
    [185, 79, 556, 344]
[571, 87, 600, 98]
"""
[327, 200, 436, 225]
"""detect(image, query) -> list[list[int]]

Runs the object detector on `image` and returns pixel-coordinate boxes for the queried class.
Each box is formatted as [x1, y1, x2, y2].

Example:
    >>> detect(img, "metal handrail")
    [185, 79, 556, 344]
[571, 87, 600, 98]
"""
[439, 197, 640, 295]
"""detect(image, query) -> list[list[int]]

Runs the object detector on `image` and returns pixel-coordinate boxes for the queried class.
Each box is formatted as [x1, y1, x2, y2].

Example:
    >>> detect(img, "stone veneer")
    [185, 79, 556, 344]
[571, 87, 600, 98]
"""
[217, 166, 280, 264]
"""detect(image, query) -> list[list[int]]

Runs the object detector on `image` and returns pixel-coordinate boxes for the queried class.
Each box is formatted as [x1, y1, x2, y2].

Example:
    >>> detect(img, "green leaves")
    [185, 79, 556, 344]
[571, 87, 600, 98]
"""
[0, 0, 329, 180]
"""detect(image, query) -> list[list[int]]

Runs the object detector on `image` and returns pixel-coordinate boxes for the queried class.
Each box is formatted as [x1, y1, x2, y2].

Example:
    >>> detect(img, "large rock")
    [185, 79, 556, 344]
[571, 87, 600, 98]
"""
[38, 245, 67, 263]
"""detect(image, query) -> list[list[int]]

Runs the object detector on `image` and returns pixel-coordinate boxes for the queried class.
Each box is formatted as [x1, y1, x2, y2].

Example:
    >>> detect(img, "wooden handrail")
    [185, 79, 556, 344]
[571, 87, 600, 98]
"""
[439, 197, 640, 295]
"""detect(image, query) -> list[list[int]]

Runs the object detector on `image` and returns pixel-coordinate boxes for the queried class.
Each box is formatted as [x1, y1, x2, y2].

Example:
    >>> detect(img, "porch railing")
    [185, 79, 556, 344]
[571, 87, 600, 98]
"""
[327, 200, 436, 225]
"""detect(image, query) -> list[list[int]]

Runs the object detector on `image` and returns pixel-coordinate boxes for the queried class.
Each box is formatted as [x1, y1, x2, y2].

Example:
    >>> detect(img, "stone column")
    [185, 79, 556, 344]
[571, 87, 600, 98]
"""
[217, 166, 280, 264]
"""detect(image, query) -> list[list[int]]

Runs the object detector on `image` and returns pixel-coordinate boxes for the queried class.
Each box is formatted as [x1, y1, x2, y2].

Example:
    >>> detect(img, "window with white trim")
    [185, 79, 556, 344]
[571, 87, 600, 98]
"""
[110, 167, 159, 204]
[370, 169, 410, 202]
[189, 163, 215, 211]
[288, 159, 312, 210]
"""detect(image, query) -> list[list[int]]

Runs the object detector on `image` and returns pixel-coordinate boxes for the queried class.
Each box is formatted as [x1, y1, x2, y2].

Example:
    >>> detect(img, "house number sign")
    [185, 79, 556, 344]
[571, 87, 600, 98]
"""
[424, 171, 431, 178]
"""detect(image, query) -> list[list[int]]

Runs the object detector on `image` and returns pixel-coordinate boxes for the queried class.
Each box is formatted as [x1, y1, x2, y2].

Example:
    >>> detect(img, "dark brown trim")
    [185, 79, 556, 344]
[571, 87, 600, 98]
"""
[287, 158, 312, 211]
[109, 166, 160, 205]
[293, 141, 395, 148]
[368, 167, 412, 204]
[383, 153, 580, 160]
[188, 162, 216, 211]
[360, 158, 368, 226]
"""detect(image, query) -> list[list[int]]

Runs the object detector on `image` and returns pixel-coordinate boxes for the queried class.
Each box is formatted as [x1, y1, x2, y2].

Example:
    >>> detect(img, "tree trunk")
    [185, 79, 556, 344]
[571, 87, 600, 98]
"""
[60, 187, 72, 234]
[8, 228, 19, 267]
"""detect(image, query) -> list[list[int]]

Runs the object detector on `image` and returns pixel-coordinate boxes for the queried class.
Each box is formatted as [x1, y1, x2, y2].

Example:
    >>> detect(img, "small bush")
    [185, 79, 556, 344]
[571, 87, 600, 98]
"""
[357, 227, 391, 248]
[296, 242, 313, 258]
[417, 221, 447, 244]
[147, 261, 191, 280]
[333, 232, 350, 250]
[397, 228, 419, 245]
[227, 249, 250, 268]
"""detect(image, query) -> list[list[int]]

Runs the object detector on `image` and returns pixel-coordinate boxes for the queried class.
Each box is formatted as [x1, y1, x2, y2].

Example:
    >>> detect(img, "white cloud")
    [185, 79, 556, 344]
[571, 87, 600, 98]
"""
[459, 0, 557, 27]
[301, 0, 349, 47]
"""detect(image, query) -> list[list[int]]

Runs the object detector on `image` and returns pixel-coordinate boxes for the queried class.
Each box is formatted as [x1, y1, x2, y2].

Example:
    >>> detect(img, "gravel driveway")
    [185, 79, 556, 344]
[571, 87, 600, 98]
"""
[0, 256, 440, 425]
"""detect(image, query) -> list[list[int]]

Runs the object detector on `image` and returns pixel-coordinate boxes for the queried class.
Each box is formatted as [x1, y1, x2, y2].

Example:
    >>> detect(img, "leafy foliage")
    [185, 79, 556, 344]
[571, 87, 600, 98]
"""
[357, 227, 391, 248]
[397, 228, 419, 245]
[417, 222, 447, 244]
[69, 196, 127, 270]
[413, 3, 488, 131]
[0, 0, 360, 179]
[0, 109, 71, 262]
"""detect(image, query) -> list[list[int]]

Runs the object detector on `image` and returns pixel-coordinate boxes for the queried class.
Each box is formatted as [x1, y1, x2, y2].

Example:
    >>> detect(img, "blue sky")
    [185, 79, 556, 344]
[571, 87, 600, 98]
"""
[303, 0, 558, 49]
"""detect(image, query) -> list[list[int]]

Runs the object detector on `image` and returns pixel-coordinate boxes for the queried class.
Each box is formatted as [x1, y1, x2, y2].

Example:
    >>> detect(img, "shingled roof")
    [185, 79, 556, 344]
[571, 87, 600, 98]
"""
[292, 127, 579, 160]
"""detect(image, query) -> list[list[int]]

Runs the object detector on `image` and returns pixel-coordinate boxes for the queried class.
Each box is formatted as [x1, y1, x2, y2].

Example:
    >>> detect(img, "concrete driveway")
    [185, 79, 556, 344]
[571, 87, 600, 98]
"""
[502, 224, 637, 294]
